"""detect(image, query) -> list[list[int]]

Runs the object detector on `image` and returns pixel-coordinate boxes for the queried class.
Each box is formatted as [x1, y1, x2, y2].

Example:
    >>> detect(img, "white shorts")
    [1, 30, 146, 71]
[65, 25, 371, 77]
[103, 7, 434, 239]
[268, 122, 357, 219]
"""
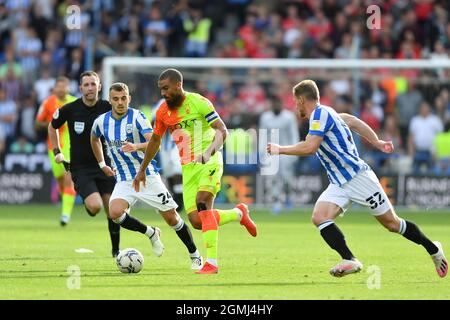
[317, 169, 392, 216]
[160, 147, 182, 178]
[110, 174, 178, 212]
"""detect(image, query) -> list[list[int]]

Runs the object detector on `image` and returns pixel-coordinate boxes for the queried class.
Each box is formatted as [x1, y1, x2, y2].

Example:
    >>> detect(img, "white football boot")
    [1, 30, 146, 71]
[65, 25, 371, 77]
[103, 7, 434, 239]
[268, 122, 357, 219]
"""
[329, 258, 363, 277]
[431, 241, 448, 278]
[149, 227, 164, 257]
[191, 256, 203, 270]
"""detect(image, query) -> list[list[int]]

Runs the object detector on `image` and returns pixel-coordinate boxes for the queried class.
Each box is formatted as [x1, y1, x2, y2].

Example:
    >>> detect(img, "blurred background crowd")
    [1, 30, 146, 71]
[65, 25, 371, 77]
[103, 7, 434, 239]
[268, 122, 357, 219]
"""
[1, 0, 450, 176]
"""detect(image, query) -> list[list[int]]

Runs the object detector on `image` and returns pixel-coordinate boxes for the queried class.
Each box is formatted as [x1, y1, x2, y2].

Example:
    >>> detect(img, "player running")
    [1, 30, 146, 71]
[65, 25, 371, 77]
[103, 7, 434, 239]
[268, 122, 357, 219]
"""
[133, 69, 257, 274]
[267, 79, 447, 278]
[91, 82, 202, 268]
[35, 76, 77, 226]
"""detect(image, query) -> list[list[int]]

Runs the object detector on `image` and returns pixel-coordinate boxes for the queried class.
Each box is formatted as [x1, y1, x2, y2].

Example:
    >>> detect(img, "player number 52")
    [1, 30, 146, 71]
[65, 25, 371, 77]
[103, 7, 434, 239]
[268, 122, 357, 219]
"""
[365, 192, 385, 209]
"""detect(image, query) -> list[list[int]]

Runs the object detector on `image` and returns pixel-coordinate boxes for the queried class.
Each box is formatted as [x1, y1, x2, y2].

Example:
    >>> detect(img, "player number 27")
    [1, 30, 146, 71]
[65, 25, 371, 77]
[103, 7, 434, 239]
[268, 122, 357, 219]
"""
[365, 192, 385, 209]
[157, 192, 172, 205]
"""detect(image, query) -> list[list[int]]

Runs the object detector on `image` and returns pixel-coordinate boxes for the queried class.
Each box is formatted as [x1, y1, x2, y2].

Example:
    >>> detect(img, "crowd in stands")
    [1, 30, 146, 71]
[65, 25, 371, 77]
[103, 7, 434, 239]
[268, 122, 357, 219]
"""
[0, 0, 450, 175]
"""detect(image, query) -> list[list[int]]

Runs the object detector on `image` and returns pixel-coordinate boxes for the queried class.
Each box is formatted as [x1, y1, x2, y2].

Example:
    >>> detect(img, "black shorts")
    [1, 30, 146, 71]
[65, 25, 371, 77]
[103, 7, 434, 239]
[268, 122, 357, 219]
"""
[71, 166, 116, 200]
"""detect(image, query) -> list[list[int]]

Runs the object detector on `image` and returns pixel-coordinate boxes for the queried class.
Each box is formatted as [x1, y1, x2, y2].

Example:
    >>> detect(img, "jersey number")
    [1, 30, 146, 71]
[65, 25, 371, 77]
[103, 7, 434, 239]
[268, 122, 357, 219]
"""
[157, 192, 172, 205]
[365, 192, 385, 209]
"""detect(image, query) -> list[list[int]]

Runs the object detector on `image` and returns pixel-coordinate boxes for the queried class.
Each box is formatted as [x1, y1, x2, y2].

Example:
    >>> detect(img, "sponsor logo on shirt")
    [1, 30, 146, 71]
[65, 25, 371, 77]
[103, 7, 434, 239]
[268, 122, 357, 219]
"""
[311, 120, 320, 131]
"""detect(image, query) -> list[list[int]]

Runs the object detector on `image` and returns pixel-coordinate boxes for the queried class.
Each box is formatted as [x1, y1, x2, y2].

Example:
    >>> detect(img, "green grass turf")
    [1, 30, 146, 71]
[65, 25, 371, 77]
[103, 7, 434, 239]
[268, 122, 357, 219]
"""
[0, 204, 449, 300]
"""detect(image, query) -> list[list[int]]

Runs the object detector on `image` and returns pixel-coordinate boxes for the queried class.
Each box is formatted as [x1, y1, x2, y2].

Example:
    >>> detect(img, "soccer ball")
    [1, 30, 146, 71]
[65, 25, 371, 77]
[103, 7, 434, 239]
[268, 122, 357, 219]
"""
[116, 248, 144, 273]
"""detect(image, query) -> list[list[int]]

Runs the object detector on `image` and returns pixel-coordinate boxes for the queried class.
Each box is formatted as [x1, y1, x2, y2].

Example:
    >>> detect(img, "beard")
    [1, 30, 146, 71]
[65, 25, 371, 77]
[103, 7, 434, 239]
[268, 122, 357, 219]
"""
[165, 94, 183, 109]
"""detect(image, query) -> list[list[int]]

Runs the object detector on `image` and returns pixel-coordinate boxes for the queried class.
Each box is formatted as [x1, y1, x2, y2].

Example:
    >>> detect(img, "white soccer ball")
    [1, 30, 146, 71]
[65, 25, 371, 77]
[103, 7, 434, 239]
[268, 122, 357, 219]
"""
[116, 248, 144, 273]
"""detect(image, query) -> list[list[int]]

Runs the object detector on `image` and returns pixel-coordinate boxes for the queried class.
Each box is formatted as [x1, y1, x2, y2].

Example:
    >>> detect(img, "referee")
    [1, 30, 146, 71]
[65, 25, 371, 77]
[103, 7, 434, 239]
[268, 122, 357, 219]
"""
[48, 71, 120, 257]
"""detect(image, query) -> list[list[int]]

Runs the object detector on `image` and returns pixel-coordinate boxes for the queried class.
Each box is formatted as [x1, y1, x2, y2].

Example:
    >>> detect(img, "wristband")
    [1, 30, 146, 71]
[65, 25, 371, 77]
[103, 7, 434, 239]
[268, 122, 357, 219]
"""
[98, 161, 106, 169]
[53, 148, 61, 156]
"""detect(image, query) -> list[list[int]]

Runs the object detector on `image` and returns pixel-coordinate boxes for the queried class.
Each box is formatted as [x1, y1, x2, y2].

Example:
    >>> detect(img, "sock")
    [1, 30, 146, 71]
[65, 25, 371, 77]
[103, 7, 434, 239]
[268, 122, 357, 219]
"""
[399, 219, 438, 255]
[172, 219, 197, 254]
[173, 183, 184, 212]
[61, 188, 76, 218]
[114, 213, 147, 234]
[214, 208, 241, 226]
[107, 218, 120, 252]
[318, 220, 355, 260]
[199, 210, 218, 264]
[189, 249, 201, 259]
[145, 226, 156, 238]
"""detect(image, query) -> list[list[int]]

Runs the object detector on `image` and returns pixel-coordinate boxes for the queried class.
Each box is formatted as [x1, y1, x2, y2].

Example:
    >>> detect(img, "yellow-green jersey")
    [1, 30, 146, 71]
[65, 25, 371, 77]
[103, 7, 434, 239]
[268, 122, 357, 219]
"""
[153, 92, 222, 165]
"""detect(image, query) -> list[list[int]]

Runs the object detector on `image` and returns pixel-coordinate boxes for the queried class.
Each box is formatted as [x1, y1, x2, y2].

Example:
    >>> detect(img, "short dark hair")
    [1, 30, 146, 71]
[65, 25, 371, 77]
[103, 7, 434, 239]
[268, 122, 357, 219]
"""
[158, 68, 183, 83]
[79, 71, 100, 84]
[109, 82, 129, 94]
[293, 79, 320, 101]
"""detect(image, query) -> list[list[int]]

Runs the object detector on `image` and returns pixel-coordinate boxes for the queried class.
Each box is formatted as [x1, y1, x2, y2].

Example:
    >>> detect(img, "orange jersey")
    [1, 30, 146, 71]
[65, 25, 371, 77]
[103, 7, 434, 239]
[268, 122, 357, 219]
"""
[36, 94, 76, 149]
[154, 92, 219, 165]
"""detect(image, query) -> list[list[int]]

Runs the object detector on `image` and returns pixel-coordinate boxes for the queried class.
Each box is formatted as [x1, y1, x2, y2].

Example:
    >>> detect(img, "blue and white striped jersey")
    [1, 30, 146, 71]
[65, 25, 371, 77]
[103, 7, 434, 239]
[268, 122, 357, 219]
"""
[92, 107, 159, 182]
[308, 105, 368, 186]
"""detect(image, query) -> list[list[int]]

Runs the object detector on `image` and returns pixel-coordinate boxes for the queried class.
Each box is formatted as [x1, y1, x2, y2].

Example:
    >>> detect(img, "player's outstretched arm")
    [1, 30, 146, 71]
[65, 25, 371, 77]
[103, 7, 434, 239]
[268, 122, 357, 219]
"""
[133, 133, 162, 192]
[267, 134, 322, 156]
[339, 113, 394, 153]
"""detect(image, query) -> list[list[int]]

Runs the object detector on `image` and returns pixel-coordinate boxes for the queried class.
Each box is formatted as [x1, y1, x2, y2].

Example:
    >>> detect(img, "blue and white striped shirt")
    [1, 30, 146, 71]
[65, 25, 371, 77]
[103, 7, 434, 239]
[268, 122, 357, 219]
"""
[308, 105, 368, 186]
[92, 108, 159, 182]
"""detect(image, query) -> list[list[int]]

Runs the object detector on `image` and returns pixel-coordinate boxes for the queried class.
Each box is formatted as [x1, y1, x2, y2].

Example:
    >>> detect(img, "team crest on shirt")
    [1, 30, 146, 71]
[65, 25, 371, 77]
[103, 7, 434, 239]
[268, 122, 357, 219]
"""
[53, 109, 59, 119]
[126, 124, 133, 134]
[74, 121, 85, 134]
[311, 120, 320, 131]
[185, 105, 190, 114]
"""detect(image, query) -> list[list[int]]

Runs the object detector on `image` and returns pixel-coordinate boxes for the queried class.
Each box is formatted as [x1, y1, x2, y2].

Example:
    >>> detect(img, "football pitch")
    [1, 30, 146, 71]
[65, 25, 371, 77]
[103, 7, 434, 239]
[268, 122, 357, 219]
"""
[1, 204, 449, 300]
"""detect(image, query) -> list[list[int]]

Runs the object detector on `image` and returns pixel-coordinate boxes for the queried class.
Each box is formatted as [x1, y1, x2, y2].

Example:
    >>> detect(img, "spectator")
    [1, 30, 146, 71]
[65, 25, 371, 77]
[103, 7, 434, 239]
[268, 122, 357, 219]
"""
[183, 6, 212, 57]
[143, 6, 169, 56]
[66, 48, 84, 81]
[9, 135, 34, 154]
[361, 98, 383, 134]
[238, 76, 267, 115]
[433, 128, 450, 175]
[381, 114, 403, 153]
[408, 102, 444, 173]
[0, 47, 23, 79]
[396, 81, 423, 145]
[334, 32, 353, 59]
[1, 65, 23, 102]
[17, 92, 37, 142]
[259, 97, 299, 214]
[0, 87, 17, 163]
[16, 26, 42, 86]
[33, 69, 55, 104]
